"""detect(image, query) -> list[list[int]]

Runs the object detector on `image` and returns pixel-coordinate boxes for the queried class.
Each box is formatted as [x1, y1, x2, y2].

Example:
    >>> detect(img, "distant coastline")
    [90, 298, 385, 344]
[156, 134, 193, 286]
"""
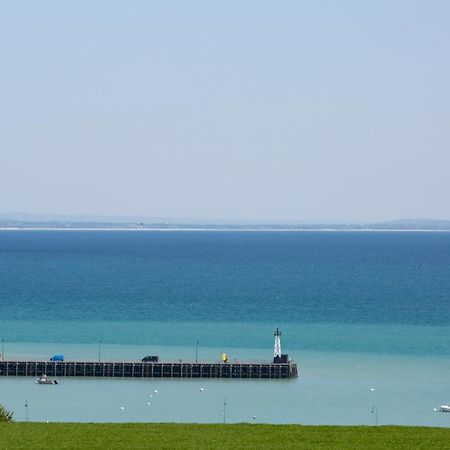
[1, 216, 450, 231]
[1, 224, 450, 232]
[6, 227, 450, 232]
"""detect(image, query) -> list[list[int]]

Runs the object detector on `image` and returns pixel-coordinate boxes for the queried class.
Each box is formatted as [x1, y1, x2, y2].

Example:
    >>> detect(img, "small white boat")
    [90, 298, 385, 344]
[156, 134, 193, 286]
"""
[36, 374, 58, 385]
[440, 405, 450, 412]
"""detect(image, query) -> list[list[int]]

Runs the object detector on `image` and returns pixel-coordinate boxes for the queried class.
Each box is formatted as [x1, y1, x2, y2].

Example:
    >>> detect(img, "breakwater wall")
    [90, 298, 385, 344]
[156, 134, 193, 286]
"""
[0, 361, 298, 379]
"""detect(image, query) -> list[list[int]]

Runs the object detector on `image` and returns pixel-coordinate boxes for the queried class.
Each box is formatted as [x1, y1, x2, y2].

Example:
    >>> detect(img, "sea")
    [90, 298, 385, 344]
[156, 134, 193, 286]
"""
[1, 229, 450, 426]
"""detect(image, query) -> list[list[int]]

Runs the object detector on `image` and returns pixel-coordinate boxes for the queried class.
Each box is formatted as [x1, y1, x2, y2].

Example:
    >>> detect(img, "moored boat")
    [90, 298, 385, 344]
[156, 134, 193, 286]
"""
[36, 374, 58, 385]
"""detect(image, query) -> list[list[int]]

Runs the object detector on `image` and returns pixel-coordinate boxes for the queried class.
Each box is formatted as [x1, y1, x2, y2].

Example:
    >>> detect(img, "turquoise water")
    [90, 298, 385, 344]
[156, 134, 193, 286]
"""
[1, 230, 450, 425]
[2, 343, 450, 426]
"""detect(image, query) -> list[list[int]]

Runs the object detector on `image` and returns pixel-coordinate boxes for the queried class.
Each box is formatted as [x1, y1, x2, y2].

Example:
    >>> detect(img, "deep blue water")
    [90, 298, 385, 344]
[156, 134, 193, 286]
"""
[1, 230, 450, 354]
[1, 230, 450, 324]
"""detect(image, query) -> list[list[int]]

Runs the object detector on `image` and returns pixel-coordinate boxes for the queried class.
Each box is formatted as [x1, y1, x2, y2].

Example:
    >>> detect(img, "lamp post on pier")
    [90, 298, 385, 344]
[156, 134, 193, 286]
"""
[195, 341, 199, 363]
[98, 340, 102, 363]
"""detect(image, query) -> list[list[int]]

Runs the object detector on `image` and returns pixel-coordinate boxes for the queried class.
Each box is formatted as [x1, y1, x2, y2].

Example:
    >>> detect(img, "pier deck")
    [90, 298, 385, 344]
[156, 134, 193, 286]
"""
[0, 360, 298, 380]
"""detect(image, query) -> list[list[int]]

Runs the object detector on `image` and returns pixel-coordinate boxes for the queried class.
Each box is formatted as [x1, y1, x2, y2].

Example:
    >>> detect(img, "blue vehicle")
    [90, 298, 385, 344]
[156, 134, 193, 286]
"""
[50, 354, 64, 362]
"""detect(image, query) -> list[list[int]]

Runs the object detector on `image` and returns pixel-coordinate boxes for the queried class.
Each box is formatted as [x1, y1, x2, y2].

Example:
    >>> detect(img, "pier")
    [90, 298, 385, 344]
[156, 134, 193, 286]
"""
[0, 328, 298, 380]
[0, 360, 297, 379]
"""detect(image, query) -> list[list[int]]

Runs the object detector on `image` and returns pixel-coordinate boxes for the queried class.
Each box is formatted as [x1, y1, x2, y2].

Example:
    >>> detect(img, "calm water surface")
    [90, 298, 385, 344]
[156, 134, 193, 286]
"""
[1, 230, 450, 425]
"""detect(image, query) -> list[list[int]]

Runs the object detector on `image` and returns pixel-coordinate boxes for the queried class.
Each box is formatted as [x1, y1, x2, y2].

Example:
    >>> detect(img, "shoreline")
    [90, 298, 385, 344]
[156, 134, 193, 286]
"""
[1, 227, 450, 232]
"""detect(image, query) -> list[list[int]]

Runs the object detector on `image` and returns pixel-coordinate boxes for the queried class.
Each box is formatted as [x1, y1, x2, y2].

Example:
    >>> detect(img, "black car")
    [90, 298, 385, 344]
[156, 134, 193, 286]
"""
[142, 355, 159, 362]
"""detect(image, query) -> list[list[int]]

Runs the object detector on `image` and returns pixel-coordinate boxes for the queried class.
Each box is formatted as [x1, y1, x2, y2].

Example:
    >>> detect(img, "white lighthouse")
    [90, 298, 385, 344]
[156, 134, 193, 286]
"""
[273, 327, 282, 359]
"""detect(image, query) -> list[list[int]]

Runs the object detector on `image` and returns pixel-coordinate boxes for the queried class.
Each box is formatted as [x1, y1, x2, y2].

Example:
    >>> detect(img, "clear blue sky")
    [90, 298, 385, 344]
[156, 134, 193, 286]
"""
[1, 1, 449, 222]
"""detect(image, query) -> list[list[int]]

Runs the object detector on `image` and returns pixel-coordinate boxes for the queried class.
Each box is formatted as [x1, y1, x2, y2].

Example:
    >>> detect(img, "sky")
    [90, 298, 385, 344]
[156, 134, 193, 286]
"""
[1, 1, 449, 223]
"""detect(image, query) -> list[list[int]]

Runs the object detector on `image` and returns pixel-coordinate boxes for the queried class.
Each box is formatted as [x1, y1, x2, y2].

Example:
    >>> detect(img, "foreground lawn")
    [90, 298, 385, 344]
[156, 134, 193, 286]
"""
[2, 423, 450, 449]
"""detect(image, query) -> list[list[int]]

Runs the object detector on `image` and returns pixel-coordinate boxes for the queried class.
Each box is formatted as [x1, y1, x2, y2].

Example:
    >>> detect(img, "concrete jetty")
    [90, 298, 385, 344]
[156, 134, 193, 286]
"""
[0, 328, 298, 380]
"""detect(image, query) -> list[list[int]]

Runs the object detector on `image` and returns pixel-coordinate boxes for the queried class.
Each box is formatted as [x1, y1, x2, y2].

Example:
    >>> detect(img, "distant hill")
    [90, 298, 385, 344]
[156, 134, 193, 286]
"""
[369, 218, 450, 230]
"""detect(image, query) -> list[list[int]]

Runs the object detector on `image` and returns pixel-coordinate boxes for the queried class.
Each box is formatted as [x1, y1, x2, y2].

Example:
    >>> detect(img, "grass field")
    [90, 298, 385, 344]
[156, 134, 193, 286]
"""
[1, 423, 450, 449]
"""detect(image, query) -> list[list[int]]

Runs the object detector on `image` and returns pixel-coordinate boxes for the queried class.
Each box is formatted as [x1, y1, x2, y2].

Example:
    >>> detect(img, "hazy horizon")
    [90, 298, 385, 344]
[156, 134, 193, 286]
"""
[1, 211, 450, 226]
[1, 1, 449, 222]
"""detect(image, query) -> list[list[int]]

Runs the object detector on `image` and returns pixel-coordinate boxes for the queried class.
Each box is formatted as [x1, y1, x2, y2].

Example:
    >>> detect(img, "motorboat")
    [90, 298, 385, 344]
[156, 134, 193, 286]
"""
[36, 374, 58, 385]
[440, 405, 450, 412]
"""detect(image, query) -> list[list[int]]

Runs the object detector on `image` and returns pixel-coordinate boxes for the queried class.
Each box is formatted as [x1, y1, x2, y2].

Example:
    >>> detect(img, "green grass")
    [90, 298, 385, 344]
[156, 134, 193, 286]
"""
[1, 423, 450, 449]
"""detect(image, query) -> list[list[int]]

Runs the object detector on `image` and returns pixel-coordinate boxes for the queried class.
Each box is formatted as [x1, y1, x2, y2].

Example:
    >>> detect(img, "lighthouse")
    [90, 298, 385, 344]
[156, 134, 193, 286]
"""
[273, 327, 282, 359]
[273, 327, 289, 364]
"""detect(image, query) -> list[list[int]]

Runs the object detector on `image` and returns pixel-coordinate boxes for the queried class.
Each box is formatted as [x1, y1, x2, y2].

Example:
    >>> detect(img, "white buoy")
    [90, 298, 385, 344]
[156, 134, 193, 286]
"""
[200, 388, 205, 392]
[147, 402, 151, 406]
[120, 406, 125, 410]
[370, 388, 375, 391]
[434, 408, 438, 411]
[154, 389, 159, 394]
